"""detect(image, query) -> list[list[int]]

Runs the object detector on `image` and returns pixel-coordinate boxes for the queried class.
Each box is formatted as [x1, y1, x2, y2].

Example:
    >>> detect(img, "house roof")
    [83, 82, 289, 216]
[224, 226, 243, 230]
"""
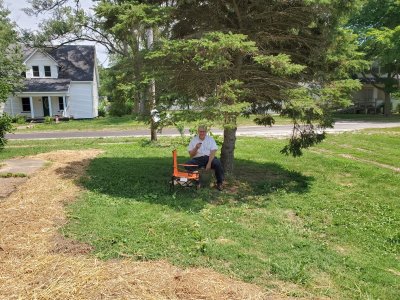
[23, 45, 96, 81]
[22, 79, 71, 93]
[22, 48, 37, 61]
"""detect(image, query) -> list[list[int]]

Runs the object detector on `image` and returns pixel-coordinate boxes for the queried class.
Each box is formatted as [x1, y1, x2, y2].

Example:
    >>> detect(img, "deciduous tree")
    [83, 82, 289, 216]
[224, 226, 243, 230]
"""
[0, 0, 24, 150]
[0, 0, 24, 103]
[348, 0, 400, 116]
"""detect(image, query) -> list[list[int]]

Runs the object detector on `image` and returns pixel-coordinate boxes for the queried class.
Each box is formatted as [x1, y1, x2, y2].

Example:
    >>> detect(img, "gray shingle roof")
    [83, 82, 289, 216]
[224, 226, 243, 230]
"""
[47, 45, 96, 81]
[22, 47, 36, 61]
[23, 45, 96, 81]
[22, 79, 71, 92]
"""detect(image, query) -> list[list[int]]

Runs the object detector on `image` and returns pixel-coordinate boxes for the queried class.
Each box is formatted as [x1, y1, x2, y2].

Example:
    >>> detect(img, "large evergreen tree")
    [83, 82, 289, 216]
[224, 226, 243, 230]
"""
[24, 0, 365, 171]
[148, 0, 363, 172]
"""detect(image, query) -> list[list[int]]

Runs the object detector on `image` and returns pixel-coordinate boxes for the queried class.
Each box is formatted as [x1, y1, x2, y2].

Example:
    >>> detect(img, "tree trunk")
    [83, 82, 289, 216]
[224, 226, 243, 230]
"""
[149, 78, 157, 141]
[220, 127, 237, 174]
[146, 27, 157, 141]
[384, 92, 391, 116]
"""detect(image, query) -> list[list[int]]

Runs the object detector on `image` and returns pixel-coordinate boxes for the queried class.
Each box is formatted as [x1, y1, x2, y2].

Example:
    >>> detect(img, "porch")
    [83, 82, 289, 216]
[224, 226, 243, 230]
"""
[8, 94, 70, 119]
[352, 98, 384, 114]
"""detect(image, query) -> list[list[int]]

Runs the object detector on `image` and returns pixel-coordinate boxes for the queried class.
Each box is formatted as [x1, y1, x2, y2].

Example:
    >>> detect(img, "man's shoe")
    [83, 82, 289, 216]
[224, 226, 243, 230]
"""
[216, 183, 223, 191]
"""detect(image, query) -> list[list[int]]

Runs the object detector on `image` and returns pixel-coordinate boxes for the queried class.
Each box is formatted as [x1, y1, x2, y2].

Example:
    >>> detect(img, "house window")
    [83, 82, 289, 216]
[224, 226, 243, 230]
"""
[21, 97, 31, 112]
[44, 66, 51, 77]
[32, 66, 39, 77]
[21, 71, 26, 78]
[58, 97, 64, 110]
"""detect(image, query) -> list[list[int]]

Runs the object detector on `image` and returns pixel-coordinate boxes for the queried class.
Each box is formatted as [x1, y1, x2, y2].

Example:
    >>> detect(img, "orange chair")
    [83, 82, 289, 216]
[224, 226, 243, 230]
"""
[170, 149, 200, 191]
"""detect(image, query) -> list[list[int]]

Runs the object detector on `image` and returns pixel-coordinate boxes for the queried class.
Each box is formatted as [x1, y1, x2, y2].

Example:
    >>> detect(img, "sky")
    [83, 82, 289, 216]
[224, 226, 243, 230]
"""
[5, 0, 109, 66]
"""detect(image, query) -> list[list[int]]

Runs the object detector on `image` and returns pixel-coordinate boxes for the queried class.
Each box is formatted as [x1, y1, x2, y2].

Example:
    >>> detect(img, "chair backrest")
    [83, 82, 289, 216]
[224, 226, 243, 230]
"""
[172, 149, 178, 173]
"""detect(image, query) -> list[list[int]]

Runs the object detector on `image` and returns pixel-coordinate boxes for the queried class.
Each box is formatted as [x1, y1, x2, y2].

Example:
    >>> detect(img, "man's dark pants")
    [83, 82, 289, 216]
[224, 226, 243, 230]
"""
[185, 156, 224, 184]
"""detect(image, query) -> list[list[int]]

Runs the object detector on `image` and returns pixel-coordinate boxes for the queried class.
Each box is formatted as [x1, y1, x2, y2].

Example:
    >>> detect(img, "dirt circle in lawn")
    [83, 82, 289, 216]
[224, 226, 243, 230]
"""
[0, 150, 298, 299]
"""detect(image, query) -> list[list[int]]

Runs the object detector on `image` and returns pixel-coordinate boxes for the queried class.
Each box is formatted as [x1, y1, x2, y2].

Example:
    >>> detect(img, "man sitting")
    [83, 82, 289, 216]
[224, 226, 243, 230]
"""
[186, 125, 224, 191]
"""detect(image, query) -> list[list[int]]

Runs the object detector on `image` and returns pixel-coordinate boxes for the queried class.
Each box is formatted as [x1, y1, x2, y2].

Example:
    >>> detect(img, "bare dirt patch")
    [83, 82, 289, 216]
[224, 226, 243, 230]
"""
[0, 157, 46, 198]
[0, 149, 294, 299]
[0, 177, 28, 198]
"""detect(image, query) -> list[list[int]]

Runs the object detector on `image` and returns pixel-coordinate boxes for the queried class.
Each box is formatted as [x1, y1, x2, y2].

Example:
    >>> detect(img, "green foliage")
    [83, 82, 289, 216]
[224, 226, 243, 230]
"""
[145, 1, 364, 166]
[324, 28, 369, 79]
[0, 1, 25, 102]
[280, 79, 361, 155]
[254, 54, 306, 76]
[98, 99, 109, 117]
[13, 115, 27, 124]
[44, 116, 53, 124]
[348, 0, 400, 113]
[0, 113, 14, 150]
[99, 58, 138, 117]
[23, 0, 368, 164]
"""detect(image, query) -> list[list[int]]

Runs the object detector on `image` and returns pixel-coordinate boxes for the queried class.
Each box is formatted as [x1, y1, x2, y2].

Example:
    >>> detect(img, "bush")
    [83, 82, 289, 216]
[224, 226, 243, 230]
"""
[0, 113, 14, 150]
[98, 99, 109, 117]
[108, 99, 134, 117]
[98, 106, 107, 117]
[13, 114, 27, 124]
[44, 116, 54, 124]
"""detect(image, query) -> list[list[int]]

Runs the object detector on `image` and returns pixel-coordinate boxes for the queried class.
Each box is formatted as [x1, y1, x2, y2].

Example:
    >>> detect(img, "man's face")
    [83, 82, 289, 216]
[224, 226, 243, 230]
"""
[198, 128, 206, 140]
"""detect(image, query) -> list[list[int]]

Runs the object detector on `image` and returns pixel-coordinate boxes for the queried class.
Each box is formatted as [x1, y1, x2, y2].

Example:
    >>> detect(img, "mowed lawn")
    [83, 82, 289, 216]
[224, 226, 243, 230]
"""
[1, 128, 400, 299]
[14, 113, 400, 132]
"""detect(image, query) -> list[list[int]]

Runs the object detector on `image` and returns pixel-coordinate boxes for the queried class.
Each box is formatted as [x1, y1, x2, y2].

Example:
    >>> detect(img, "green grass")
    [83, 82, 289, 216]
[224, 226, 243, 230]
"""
[14, 115, 147, 132]
[13, 113, 400, 133]
[1, 130, 399, 299]
[0, 172, 27, 178]
[14, 114, 291, 132]
[333, 113, 400, 122]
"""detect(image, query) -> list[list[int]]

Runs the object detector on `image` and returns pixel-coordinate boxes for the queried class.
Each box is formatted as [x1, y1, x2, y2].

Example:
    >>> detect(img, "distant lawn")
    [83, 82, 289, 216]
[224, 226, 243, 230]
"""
[13, 113, 400, 133]
[13, 115, 147, 132]
[333, 112, 400, 122]
[1, 129, 399, 299]
[13, 114, 292, 132]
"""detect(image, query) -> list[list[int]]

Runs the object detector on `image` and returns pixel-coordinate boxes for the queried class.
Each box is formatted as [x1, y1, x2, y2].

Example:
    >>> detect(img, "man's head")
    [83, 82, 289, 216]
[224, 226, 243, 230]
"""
[198, 125, 207, 140]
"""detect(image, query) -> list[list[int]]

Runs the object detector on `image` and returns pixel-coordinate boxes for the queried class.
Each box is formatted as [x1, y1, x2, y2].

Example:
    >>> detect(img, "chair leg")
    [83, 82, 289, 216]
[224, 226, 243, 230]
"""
[169, 177, 175, 192]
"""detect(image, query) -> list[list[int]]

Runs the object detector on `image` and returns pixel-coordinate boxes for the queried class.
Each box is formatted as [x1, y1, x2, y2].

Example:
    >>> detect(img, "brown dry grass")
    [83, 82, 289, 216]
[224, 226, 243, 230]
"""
[0, 150, 292, 300]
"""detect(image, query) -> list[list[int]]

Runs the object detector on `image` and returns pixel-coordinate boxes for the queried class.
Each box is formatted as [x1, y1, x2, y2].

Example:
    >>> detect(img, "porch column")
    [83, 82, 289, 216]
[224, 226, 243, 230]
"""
[48, 96, 53, 116]
[62, 95, 66, 117]
[10, 98, 14, 116]
[29, 96, 34, 118]
[373, 87, 378, 101]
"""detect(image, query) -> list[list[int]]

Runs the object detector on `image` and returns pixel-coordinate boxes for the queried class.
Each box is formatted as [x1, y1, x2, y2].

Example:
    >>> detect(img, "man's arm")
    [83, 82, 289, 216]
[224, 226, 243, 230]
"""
[206, 149, 217, 170]
[189, 142, 202, 157]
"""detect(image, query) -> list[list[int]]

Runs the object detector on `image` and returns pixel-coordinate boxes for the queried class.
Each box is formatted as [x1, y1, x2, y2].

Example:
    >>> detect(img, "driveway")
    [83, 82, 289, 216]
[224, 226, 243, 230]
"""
[5, 121, 400, 140]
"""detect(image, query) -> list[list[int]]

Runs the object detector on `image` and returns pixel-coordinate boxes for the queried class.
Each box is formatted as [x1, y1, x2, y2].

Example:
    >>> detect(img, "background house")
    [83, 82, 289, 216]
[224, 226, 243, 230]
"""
[2, 45, 99, 119]
[351, 73, 400, 114]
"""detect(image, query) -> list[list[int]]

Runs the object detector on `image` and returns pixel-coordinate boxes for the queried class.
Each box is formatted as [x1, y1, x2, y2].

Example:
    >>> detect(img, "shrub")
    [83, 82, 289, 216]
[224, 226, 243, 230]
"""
[13, 114, 27, 124]
[98, 99, 109, 117]
[98, 106, 107, 117]
[109, 99, 135, 117]
[44, 116, 54, 124]
[0, 113, 14, 150]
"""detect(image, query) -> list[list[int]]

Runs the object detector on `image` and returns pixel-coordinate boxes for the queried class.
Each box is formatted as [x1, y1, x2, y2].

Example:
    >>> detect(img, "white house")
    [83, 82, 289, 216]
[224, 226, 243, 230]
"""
[2, 45, 99, 119]
[351, 70, 400, 114]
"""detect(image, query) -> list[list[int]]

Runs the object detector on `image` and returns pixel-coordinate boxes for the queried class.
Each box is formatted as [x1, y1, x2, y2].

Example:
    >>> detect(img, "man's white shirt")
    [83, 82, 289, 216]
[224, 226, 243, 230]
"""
[188, 135, 218, 158]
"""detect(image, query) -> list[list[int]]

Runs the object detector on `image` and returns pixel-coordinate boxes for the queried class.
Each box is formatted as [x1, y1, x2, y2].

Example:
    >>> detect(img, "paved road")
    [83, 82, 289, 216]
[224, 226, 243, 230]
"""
[6, 121, 400, 140]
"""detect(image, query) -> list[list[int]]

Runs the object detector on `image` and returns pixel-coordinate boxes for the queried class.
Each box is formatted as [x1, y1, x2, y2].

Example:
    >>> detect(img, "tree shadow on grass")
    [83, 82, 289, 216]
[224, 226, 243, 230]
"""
[64, 156, 313, 212]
